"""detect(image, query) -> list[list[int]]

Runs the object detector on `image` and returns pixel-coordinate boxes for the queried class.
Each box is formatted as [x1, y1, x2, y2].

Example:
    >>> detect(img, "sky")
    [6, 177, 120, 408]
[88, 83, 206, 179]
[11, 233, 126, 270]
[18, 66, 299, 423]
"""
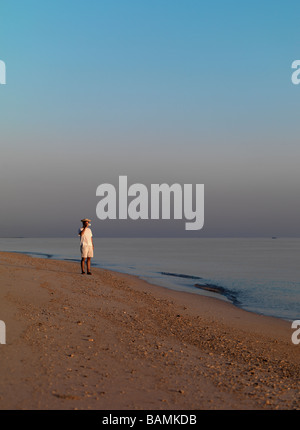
[0, 0, 300, 237]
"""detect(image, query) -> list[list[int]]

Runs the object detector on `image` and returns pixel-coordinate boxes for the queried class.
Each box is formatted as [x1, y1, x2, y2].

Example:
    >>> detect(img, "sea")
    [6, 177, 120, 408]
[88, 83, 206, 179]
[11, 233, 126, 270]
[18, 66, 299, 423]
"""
[0, 237, 299, 322]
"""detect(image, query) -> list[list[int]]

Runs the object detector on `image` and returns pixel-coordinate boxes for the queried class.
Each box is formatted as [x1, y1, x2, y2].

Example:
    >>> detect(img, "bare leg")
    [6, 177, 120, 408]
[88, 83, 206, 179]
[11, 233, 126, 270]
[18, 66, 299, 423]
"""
[81, 258, 86, 273]
[87, 257, 91, 274]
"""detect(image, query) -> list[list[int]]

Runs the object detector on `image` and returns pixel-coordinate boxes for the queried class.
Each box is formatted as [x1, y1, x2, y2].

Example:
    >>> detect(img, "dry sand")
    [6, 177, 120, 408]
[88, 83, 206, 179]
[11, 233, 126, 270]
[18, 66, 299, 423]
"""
[0, 252, 299, 410]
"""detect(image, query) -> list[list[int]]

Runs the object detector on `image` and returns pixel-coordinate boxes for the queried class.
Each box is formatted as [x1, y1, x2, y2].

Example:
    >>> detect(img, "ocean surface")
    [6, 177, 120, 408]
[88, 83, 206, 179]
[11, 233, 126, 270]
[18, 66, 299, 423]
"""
[0, 237, 299, 322]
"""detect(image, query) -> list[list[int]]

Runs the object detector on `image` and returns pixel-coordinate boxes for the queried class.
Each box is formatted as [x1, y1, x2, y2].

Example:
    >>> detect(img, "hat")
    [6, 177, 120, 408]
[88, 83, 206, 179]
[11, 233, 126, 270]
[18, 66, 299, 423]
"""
[81, 218, 91, 223]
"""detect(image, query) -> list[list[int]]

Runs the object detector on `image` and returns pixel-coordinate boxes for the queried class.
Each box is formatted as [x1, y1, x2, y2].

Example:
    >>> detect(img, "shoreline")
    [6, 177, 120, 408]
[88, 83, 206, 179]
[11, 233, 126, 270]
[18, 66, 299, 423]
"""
[1, 236, 299, 323]
[3, 249, 295, 323]
[0, 252, 298, 410]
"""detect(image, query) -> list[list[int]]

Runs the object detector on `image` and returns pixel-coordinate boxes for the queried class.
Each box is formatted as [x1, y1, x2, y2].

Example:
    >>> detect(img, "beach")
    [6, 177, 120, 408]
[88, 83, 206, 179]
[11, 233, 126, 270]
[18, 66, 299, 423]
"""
[0, 251, 298, 410]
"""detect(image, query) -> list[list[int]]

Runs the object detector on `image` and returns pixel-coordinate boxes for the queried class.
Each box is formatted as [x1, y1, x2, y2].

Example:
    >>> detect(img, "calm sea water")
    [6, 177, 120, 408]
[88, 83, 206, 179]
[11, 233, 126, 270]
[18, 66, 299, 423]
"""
[0, 237, 299, 321]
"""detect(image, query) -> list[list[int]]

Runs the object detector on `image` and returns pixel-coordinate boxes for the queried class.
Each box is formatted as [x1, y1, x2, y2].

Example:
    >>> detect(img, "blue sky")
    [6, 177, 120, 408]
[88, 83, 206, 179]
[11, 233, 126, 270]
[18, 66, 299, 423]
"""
[1, 1, 300, 237]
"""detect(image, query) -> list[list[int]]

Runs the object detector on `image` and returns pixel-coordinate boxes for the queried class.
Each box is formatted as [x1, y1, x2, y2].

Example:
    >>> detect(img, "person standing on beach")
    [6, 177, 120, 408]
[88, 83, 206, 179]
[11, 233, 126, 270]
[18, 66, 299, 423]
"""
[78, 218, 94, 275]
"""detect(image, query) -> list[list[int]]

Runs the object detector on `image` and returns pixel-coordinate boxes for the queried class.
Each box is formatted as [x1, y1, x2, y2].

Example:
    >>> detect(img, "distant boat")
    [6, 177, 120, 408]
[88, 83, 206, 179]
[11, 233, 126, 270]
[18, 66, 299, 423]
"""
[272, 236, 277, 239]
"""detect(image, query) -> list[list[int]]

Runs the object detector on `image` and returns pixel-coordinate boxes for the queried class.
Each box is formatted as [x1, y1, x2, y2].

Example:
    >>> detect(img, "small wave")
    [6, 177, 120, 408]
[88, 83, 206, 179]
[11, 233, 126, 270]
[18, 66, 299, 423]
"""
[159, 271, 203, 280]
[194, 283, 240, 306]
[9, 250, 54, 259]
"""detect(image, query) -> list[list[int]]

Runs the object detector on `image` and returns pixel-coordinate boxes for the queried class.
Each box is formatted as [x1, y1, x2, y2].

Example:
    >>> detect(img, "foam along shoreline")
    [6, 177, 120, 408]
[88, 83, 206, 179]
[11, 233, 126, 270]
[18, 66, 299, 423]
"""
[194, 283, 240, 306]
[158, 272, 240, 306]
[0, 251, 298, 410]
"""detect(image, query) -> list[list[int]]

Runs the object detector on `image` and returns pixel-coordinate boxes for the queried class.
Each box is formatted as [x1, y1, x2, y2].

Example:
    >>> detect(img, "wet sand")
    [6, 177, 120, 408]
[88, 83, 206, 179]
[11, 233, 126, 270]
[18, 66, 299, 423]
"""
[0, 252, 298, 410]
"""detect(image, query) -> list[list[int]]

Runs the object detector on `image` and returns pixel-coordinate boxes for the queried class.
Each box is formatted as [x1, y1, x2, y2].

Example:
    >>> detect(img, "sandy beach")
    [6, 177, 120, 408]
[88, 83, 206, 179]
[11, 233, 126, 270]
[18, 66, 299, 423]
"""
[0, 251, 298, 410]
